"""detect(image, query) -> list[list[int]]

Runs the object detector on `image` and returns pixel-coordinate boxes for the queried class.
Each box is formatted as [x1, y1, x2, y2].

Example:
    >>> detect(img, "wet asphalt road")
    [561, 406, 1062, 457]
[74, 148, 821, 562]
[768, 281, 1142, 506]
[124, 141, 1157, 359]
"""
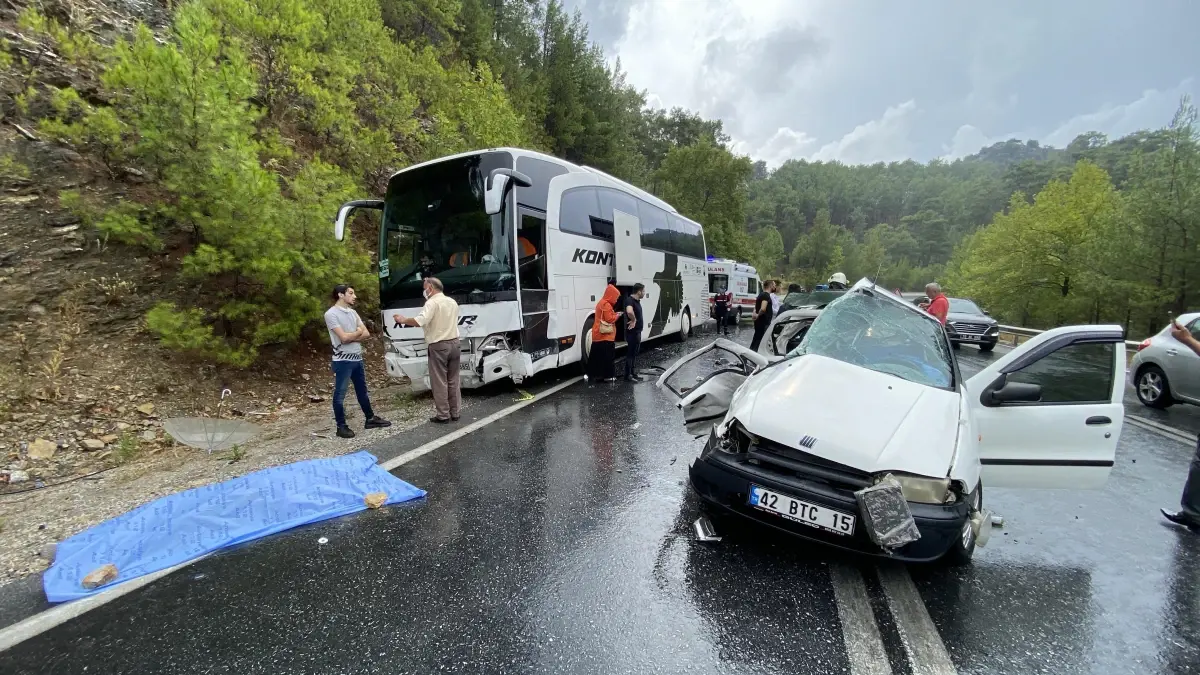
[1, 325, 1197, 674]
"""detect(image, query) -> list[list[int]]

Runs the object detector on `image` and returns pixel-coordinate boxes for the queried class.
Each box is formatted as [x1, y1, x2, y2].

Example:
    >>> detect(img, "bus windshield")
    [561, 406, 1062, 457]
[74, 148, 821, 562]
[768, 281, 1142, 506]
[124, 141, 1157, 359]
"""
[380, 152, 515, 306]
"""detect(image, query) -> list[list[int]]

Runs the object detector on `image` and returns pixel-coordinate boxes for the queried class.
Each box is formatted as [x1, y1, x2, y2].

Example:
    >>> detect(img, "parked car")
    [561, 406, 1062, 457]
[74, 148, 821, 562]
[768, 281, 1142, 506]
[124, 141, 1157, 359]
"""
[945, 298, 1000, 352]
[909, 296, 1000, 351]
[657, 278, 1126, 564]
[1128, 312, 1200, 408]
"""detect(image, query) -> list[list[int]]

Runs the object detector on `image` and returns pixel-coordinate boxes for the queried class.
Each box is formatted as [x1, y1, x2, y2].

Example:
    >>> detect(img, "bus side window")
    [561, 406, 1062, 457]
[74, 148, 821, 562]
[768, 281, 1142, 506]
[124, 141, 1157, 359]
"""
[560, 188, 598, 238]
[668, 214, 706, 259]
[597, 188, 636, 241]
[636, 201, 673, 251]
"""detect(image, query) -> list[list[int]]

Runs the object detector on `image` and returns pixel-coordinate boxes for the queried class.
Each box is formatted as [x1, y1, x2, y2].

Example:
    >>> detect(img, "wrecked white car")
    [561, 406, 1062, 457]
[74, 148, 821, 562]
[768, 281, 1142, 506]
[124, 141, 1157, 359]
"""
[657, 279, 1125, 564]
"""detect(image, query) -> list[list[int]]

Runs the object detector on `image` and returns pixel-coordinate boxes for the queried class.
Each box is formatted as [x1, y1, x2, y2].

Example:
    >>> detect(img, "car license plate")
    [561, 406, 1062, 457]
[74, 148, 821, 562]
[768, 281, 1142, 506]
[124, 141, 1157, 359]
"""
[960, 334, 977, 341]
[749, 484, 855, 536]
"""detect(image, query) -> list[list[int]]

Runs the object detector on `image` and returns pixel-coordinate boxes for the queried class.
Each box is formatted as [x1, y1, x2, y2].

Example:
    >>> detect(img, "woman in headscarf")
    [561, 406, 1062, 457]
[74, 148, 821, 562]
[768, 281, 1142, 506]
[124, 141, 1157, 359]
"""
[588, 284, 621, 382]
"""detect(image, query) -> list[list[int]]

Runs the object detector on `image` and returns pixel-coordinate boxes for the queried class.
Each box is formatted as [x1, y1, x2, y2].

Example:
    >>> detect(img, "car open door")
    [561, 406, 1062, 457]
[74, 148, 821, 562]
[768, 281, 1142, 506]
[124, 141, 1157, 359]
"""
[965, 325, 1126, 489]
[656, 338, 769, 436]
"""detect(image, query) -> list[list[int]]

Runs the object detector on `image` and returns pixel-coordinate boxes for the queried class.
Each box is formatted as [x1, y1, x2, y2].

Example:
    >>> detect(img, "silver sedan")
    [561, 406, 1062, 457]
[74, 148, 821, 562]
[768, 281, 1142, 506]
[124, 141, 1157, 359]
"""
[1128, 311, 1200, 408]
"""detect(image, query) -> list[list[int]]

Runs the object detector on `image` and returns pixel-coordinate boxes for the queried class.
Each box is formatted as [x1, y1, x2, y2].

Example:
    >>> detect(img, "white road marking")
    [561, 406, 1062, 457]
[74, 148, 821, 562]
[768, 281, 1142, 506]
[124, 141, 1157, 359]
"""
[829, 564, 892, 675]
[877, 563, 958, 675]
[379, 376, 583, 471]
[1126, 414, 1196, 446]
[0, 375, 584, 654]
[0, 559, 203, 653]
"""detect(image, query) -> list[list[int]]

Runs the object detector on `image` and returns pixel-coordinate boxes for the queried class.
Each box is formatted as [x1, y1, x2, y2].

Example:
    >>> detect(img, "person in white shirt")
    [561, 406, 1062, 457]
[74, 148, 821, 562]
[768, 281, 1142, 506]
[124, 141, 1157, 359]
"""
[392, 277, 462, 423]
[324, 285, 391, 439]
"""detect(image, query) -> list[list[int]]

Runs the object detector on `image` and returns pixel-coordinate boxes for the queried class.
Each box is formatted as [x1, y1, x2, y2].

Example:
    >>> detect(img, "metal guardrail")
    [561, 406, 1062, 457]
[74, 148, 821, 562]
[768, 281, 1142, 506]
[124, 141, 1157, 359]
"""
[996, 324, 1142, 349]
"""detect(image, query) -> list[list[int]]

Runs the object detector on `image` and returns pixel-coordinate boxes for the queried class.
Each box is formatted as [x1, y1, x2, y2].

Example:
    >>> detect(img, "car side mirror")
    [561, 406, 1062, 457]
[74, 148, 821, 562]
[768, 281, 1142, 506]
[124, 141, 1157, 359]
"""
[982, 374, 1042, 406]
[484, 169, 532, 215]
[983, 309, 991, 316]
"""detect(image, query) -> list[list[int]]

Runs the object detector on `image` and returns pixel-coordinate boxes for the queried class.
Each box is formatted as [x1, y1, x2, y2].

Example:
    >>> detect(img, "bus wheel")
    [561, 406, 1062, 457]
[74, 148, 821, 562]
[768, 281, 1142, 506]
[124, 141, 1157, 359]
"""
[674, 309, 691, 343]
[579, 317, 594, 373]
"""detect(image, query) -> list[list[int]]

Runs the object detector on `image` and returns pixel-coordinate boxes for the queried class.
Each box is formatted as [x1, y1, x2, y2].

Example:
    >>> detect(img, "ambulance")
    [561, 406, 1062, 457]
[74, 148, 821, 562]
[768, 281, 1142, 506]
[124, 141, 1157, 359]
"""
[707, 258, 761, 324]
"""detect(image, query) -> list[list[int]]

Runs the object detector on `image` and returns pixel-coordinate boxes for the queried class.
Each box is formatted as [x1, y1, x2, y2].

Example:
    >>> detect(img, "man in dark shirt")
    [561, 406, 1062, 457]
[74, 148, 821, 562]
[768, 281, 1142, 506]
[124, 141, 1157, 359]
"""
[749, 280, 775, 352]
[712, 284, 732, 335]
[623, 283, 645, 382]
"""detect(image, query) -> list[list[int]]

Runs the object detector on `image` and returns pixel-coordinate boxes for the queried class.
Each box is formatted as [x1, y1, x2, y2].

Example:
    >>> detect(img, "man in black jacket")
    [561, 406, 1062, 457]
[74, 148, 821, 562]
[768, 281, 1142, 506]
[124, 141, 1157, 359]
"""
[749, 280, 775, 352]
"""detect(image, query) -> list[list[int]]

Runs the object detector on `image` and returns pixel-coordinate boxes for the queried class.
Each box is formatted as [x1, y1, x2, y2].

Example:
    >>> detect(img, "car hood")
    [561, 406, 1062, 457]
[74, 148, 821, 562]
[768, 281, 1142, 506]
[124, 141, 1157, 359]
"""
[729, 354, 962, 478]
[946, 312, 996, 325]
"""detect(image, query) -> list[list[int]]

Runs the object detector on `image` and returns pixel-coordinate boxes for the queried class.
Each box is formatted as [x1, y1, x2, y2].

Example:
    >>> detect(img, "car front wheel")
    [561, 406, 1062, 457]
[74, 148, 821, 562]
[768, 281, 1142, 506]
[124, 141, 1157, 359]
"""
[1136, 365, 1175, 408]
[979, 342, 995, 353]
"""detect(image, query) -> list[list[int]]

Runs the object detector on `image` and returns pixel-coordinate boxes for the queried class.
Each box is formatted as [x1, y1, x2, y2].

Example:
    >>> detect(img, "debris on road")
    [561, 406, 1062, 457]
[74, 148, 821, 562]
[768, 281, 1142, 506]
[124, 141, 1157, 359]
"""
[364, 492, 387, 509]
[81, 563, 118, 589]
[514, 389, 535, 401]
[693, 516, 722, 542]
[318, 537, 329, 545]
[27, 438, 57, 460]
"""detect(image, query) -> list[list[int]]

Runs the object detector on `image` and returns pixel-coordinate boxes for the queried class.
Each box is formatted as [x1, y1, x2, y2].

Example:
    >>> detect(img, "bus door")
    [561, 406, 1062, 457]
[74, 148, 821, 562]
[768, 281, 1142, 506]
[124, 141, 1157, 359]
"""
[613, 209, 642, 286]
[516, 206, 557, 365]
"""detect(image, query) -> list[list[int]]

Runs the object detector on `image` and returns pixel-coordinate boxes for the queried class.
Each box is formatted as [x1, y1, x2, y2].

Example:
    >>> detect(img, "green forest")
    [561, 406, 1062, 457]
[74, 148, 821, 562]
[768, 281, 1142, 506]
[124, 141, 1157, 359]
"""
[5, 0, 1200, 364]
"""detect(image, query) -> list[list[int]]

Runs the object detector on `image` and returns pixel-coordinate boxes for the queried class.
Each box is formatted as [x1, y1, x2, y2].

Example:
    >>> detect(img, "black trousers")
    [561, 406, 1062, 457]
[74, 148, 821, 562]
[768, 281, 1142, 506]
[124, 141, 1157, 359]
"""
[750, 320, 769, 352]
[624, 337, 642, 378]
[1182, 437, 1200, 519]
[714, 307, 729, 333]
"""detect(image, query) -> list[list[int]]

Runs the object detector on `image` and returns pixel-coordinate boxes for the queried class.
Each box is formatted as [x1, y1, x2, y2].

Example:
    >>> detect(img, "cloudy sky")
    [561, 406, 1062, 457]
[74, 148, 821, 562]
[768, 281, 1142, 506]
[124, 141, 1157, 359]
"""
[562, 0, 1200, 167]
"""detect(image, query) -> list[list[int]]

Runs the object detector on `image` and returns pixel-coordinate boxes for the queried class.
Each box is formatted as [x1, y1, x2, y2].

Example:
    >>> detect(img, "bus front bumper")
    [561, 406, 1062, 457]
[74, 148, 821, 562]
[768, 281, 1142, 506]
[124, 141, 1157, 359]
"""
[384, 351, 495, 393]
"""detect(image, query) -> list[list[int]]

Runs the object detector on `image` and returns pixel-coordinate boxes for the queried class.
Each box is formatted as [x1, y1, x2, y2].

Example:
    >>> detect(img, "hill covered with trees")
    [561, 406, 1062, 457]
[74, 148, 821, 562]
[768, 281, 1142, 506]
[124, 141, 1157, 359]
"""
[3, 0, 1197, 371]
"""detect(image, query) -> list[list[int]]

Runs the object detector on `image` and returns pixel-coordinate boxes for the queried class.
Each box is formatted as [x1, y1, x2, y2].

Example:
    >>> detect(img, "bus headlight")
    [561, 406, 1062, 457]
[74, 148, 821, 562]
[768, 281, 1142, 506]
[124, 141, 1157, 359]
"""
[875, 473, 952, 504]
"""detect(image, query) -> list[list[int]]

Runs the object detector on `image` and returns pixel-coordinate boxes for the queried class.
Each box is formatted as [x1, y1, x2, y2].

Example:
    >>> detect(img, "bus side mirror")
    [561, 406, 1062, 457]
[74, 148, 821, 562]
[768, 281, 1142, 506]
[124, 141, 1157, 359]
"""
[485, 169, 532, 215]
[333, 199, 384, 241]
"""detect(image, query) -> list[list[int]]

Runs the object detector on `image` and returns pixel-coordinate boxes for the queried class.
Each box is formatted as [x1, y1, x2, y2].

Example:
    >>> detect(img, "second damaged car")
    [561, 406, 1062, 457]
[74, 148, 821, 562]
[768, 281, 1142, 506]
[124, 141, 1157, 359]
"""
[657, 279, 1125, 564]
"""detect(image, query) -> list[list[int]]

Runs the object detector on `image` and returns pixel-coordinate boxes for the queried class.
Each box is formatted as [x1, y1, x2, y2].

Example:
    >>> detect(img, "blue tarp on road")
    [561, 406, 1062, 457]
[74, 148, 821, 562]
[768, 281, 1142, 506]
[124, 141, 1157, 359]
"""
[43, 451, 425, 602]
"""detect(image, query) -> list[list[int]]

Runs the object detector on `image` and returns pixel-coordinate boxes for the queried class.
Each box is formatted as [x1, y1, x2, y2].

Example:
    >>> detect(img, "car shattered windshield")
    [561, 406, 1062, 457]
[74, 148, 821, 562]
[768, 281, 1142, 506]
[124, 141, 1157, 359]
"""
[788, 292, 954, 389]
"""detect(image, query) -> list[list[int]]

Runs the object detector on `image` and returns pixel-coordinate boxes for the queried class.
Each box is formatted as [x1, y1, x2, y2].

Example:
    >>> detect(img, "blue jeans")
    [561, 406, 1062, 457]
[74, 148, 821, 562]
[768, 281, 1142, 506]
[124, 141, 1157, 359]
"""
[332, 359, 374, 428]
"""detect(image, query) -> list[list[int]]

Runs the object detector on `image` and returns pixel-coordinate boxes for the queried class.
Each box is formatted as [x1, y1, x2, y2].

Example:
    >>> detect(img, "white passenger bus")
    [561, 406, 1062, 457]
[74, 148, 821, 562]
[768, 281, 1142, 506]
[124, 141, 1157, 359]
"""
[333, 148, 709, 392]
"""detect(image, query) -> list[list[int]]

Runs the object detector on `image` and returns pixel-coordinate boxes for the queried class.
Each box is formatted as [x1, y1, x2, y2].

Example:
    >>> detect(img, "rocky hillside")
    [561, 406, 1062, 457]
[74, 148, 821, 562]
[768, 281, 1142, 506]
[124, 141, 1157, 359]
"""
[0, 0, 375, 492]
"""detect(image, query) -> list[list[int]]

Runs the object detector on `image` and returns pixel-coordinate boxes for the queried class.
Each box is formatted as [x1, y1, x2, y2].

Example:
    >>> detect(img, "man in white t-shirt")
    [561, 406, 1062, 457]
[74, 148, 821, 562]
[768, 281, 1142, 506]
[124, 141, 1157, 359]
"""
[324, 285, 391, 439]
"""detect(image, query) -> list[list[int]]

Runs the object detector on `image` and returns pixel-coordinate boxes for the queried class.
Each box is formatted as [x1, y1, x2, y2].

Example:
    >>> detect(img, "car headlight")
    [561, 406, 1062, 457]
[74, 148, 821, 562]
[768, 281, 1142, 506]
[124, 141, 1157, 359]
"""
[875, 473, 953, 504]
[986, 325, 999, 335]
[711, 420, 753, 454]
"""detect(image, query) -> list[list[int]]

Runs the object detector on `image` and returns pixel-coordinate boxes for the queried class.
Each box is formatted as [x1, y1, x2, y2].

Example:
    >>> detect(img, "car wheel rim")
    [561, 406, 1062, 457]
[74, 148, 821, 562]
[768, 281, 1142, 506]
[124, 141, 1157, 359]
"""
[584, 328, 593, 359]
[1139, 372, 1162, 400]
[961, 520, 974, 550]
[683, 312, 690, 336]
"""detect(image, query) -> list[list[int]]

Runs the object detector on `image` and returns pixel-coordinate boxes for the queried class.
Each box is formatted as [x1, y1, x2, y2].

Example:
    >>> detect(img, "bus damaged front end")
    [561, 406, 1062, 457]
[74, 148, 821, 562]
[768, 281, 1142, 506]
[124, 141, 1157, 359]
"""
[334, 150, 533, 393]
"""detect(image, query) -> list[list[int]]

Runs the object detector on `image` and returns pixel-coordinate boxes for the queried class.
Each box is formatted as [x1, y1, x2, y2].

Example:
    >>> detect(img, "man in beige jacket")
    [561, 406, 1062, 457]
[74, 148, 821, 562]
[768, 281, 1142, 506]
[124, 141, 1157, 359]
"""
[392, 277, 462, 423]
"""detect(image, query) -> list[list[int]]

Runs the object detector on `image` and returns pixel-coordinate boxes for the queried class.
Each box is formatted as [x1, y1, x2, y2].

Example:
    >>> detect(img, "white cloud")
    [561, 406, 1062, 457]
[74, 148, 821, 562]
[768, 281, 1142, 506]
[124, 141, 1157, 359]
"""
[942, 78, 1197, 160]
[810, 101, 920, 164]
[1041, 79, 1195, 148]
[572, 0, 1200, 165]
[737, 127, 818, 169]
